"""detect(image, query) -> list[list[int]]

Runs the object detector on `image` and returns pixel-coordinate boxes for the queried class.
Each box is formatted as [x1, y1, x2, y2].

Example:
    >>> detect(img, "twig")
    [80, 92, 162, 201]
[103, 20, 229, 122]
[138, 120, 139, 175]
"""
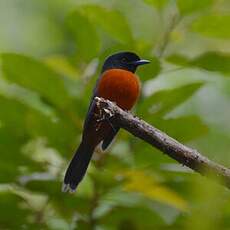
[95, 97, 230, 189]
[155, 12, 180, 58]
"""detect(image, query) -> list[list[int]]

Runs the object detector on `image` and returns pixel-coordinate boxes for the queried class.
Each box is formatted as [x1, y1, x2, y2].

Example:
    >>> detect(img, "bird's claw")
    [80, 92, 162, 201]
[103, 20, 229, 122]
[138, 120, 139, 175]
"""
[96, 109, 116, 133]
[96, 108, 113, 122]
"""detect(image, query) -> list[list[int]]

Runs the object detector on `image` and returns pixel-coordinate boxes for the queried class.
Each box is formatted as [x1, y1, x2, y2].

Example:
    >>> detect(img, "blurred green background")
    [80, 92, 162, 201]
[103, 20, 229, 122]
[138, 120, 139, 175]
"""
[0, 0, 230, 229]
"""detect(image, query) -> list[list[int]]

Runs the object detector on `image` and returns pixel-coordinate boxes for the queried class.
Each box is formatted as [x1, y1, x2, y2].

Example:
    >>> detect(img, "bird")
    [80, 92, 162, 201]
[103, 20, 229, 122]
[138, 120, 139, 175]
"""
[63, 51, 150, 192]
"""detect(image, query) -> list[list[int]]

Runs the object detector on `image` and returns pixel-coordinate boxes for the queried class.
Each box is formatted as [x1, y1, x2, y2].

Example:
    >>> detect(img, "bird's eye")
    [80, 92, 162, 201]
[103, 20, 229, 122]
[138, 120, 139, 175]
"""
[121, 57, 127, 63]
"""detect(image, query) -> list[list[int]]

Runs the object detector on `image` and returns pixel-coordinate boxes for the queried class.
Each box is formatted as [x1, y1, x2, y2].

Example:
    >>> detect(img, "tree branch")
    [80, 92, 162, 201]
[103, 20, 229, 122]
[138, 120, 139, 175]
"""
[95, 97, 230, 189]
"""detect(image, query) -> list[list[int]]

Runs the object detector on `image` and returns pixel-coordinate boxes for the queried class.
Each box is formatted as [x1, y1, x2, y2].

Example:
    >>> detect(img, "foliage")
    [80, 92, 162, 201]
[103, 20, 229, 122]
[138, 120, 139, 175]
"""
[0, 0, 229, 229]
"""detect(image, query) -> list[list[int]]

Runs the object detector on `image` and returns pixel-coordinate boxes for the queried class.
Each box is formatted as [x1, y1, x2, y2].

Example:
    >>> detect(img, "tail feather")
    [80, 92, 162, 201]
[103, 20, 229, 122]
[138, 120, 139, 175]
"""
[63, 142, 94, 192]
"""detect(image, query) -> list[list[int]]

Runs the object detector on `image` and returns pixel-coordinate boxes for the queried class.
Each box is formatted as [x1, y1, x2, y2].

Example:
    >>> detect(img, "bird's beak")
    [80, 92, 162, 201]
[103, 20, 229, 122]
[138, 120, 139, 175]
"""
[130, 59, 150, 66]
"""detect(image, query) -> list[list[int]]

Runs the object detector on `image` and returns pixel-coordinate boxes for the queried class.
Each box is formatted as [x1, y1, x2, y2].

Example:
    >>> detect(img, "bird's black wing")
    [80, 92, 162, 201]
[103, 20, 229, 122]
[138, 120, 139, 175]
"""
[84, 73, 119, 150]
[83, 74, 102, 129]
[101, 127, 119, 150]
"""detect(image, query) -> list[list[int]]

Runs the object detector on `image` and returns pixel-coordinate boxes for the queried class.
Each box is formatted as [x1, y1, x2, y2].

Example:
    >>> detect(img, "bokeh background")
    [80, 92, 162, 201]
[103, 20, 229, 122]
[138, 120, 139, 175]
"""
[0, 0, 230, 229]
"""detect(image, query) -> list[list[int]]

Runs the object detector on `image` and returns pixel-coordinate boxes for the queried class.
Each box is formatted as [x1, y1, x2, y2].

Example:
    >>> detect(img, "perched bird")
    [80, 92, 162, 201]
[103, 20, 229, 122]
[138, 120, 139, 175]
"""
[63, 51, 150, 192]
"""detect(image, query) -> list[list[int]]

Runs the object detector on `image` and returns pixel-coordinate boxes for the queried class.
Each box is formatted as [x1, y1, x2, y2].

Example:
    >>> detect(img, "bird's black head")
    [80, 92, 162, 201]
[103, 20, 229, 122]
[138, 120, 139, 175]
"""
[102, 51, 150, 73]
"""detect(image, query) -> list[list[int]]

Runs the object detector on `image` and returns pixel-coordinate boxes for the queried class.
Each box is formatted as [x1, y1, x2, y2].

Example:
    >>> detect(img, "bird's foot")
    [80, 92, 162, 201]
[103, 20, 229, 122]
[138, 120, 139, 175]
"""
[96, 108, 116, 133]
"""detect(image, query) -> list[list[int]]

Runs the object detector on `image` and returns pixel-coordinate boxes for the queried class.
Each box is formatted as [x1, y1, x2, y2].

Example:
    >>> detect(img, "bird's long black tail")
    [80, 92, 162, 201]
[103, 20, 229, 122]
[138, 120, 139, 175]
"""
[63, 141, 94, 192]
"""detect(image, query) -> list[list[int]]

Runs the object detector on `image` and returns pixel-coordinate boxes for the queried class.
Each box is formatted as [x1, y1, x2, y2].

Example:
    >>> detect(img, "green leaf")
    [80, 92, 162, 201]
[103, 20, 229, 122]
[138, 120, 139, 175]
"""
[80, 5, 133, 44]
[26, 110, 78, 156]
[132, 139, 168, 168]
[177, 0, 214, 15]
[138, 83, 203, 117]
[190, 52, 230, 75]
[0, 192, 30, 229]
[153, 116, 208, 142]
[1, 53, 73, 109]
[143, 0, 168, 9]
[44, 55, 79, 79]
[185, 175, 225, 230]
[0, 84, 77, 157]
[166, 54, 190, 66]
[0, 96, 42, 182]
[0, 57, 79, 155]
[66, 10, 100, 61]
[167, 52, 230, 75]
[0, 130, 35, 182]
[98, 190, 165, 228]
[123, 170, 188, 211]
[0, 95, 27, 137]
[0, 78, 56, 117]
[0, 0, 66, 56]
[100, 206, 163, 229]
[137, 55, 161, 81]
[191, 14, 230, 39]
[25, 180, 92, 217]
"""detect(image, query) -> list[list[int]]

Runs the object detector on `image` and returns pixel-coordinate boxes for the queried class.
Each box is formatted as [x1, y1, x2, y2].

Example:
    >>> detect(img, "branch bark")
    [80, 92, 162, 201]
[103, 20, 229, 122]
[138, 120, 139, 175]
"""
[95, 97, 230, 189]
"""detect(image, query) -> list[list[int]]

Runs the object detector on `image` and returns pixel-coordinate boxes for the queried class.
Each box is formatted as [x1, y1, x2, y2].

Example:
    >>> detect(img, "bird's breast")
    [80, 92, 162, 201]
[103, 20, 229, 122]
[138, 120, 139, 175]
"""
[97, 69, 140, 110]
